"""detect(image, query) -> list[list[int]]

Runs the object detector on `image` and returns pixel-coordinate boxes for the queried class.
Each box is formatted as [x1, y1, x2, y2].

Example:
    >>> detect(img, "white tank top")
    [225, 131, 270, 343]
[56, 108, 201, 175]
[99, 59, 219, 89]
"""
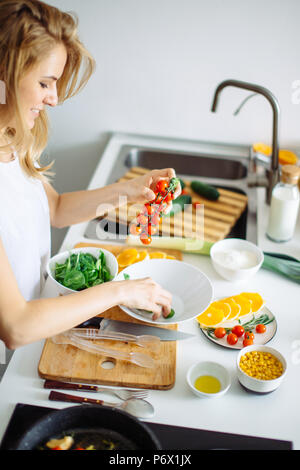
[0, 155, 51, 300]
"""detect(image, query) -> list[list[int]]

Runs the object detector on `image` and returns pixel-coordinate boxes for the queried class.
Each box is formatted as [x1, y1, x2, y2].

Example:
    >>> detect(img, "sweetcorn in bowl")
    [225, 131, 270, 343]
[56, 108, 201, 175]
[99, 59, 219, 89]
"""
[236, 345, 287, 393]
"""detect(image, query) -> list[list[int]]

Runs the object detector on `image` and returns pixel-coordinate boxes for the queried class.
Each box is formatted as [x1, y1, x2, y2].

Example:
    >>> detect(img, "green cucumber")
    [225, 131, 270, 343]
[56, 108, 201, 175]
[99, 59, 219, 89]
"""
[178, 178, 185, 190]
[163, 194, 192, 217]
[190, 181, 220, 201]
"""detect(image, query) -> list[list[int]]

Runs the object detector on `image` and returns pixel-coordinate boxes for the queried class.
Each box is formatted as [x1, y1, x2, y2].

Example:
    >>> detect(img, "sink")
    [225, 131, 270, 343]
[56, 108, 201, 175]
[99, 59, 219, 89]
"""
[125, 149, 247, 180]
[84, 142, 257, 244]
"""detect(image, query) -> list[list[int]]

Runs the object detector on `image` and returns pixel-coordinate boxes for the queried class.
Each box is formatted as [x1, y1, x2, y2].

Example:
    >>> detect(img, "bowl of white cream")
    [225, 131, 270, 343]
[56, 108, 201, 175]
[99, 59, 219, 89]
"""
[210, 238, 264, 282]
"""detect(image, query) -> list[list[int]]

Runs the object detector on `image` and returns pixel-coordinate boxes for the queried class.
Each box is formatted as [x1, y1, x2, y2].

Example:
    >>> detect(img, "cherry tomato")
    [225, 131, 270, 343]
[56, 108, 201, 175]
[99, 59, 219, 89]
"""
[151, 212, 160, 225]
[137, 214, 149, 226]
[155, 194, 163, 204]
[147, 224, 158, 236]
[256, 324, 266, 334]
[129, 223, 142, 235]
[244, 331, 254, 341]
[193, 202, 202, 209]
[243, 338, 254, 347]
[144, 203, 156, 215]
[214, 327, 226, 338]
[181, 189, 189, 195]
[232, 325, 245, 337]
[156, 180, 169, 194]
[140, 232, 152, 245]
[164, 192, 174, 202]
[227, 333, 238, 346]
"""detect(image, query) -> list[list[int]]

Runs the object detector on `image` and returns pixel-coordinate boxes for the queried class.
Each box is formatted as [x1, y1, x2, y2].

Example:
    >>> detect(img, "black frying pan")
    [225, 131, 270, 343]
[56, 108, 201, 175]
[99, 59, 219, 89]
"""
[10, 404, 161, 450]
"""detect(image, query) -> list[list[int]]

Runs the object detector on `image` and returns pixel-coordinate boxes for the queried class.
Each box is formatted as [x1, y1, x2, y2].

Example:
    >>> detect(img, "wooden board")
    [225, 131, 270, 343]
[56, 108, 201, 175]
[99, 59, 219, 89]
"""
[38, 243, 182, 390]
[102, 166, 248, 242]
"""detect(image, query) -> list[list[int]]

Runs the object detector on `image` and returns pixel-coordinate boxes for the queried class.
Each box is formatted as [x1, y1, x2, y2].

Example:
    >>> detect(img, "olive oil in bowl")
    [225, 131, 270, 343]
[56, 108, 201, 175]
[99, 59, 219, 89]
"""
[187, 361, 231, 398]
[194, 375, 221, 394]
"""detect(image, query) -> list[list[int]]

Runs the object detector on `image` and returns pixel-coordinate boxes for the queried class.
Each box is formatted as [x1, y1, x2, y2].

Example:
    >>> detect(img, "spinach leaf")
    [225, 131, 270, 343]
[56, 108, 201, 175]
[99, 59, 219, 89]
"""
[166, 308, 175, 319]
[63, 270, 86, 291]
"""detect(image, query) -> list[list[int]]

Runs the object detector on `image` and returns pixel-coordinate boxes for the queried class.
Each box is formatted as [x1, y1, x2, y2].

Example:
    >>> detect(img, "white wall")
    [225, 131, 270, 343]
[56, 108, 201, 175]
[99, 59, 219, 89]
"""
[44, 0, 300, 252]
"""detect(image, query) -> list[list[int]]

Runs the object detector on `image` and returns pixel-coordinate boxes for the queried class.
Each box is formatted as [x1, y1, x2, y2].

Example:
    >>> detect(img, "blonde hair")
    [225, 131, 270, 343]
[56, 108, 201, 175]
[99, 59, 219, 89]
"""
[0, 0, 95, 179]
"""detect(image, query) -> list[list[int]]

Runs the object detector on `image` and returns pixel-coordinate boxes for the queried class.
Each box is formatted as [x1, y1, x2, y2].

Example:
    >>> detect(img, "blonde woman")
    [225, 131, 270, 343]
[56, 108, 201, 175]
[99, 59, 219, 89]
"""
[0, 0, 180, 349]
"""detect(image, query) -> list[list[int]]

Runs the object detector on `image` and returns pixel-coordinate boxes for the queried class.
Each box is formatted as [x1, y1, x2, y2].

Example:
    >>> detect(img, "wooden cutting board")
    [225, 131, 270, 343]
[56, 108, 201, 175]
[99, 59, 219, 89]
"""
[38, 243, 182, 390]
[103, 166, 248, 242]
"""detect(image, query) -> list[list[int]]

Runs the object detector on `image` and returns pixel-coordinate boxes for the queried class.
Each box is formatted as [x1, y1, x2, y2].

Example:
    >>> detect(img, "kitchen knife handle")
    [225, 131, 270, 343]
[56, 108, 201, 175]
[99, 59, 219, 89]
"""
[44, 380, 98, 392]
[48, 390, 105, 406]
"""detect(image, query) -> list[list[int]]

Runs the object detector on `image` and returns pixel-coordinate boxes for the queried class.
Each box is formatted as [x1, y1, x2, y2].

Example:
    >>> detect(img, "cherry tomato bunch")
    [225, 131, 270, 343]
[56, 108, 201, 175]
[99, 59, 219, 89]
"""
[214, 323, 266, 347]
[130, 177, 179, 245]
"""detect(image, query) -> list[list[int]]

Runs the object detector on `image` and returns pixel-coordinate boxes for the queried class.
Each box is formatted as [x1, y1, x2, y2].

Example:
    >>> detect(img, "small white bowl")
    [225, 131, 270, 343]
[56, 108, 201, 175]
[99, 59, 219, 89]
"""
[210, 238, 264, 282]
[186, 361, 231, 398]
[47, 247, 118, 295]
[237, 345, 287, 394]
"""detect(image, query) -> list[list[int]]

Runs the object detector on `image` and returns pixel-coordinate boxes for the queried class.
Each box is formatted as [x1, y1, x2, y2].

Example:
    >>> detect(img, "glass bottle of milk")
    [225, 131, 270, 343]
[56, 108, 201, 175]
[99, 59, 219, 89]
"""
[266, 165, 300, 242]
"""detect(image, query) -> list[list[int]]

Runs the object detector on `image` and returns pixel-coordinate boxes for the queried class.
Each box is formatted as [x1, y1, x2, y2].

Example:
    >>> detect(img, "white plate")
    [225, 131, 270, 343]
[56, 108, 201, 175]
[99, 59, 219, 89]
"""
[114, 259, 213, 325]
[200, 305, 277, 350]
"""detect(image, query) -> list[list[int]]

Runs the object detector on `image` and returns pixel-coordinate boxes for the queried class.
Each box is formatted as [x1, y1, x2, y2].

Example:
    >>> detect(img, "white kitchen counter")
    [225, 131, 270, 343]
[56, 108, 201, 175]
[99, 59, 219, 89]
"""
[0, 133, 299, 449]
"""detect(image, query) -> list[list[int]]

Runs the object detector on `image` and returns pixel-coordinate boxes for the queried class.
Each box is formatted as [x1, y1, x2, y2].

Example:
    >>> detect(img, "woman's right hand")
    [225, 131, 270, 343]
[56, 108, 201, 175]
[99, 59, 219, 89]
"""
[118, 277, 172, 321]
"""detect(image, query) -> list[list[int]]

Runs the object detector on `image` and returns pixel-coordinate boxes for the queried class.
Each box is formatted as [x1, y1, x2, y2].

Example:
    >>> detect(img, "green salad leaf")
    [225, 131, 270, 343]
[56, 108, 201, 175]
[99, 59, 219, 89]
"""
[54, 250, 113, 291]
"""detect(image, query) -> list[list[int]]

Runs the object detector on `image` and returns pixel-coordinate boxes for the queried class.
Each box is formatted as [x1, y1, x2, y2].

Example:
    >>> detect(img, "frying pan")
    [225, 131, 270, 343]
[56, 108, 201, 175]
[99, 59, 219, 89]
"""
[11, 404, 161, 450]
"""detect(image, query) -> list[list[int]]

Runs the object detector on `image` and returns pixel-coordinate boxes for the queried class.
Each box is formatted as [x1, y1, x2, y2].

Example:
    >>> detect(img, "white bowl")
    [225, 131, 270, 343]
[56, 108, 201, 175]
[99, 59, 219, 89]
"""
[237, 345, 287, 393]
[114, 259, 213, 325]
[47, 247, 118, 295]
[186, 361, 231, 398]
[210, 238, 264, 282]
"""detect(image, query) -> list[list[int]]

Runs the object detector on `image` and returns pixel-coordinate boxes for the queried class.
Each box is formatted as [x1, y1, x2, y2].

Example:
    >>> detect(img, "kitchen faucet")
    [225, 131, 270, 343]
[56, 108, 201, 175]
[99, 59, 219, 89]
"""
[211, 79, 280, 204]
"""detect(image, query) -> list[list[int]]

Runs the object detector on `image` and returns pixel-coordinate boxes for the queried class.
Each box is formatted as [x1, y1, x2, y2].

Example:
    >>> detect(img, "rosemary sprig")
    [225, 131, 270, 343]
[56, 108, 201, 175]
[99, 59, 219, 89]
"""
[203, 313, 274, 338]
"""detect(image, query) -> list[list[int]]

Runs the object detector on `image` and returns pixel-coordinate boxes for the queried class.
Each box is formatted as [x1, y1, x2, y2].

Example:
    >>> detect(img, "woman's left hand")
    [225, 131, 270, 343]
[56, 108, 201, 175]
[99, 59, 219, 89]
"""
[126, 168, 181, 213]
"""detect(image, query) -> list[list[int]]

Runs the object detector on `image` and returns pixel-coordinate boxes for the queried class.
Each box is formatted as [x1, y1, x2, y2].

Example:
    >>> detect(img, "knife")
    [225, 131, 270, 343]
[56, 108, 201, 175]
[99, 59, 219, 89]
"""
[76, 317, 195, 341]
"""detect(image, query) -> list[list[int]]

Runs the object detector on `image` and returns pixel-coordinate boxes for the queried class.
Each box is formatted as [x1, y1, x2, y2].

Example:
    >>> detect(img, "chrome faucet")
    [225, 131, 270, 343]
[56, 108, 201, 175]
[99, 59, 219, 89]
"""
[211, 79, 280, 204]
